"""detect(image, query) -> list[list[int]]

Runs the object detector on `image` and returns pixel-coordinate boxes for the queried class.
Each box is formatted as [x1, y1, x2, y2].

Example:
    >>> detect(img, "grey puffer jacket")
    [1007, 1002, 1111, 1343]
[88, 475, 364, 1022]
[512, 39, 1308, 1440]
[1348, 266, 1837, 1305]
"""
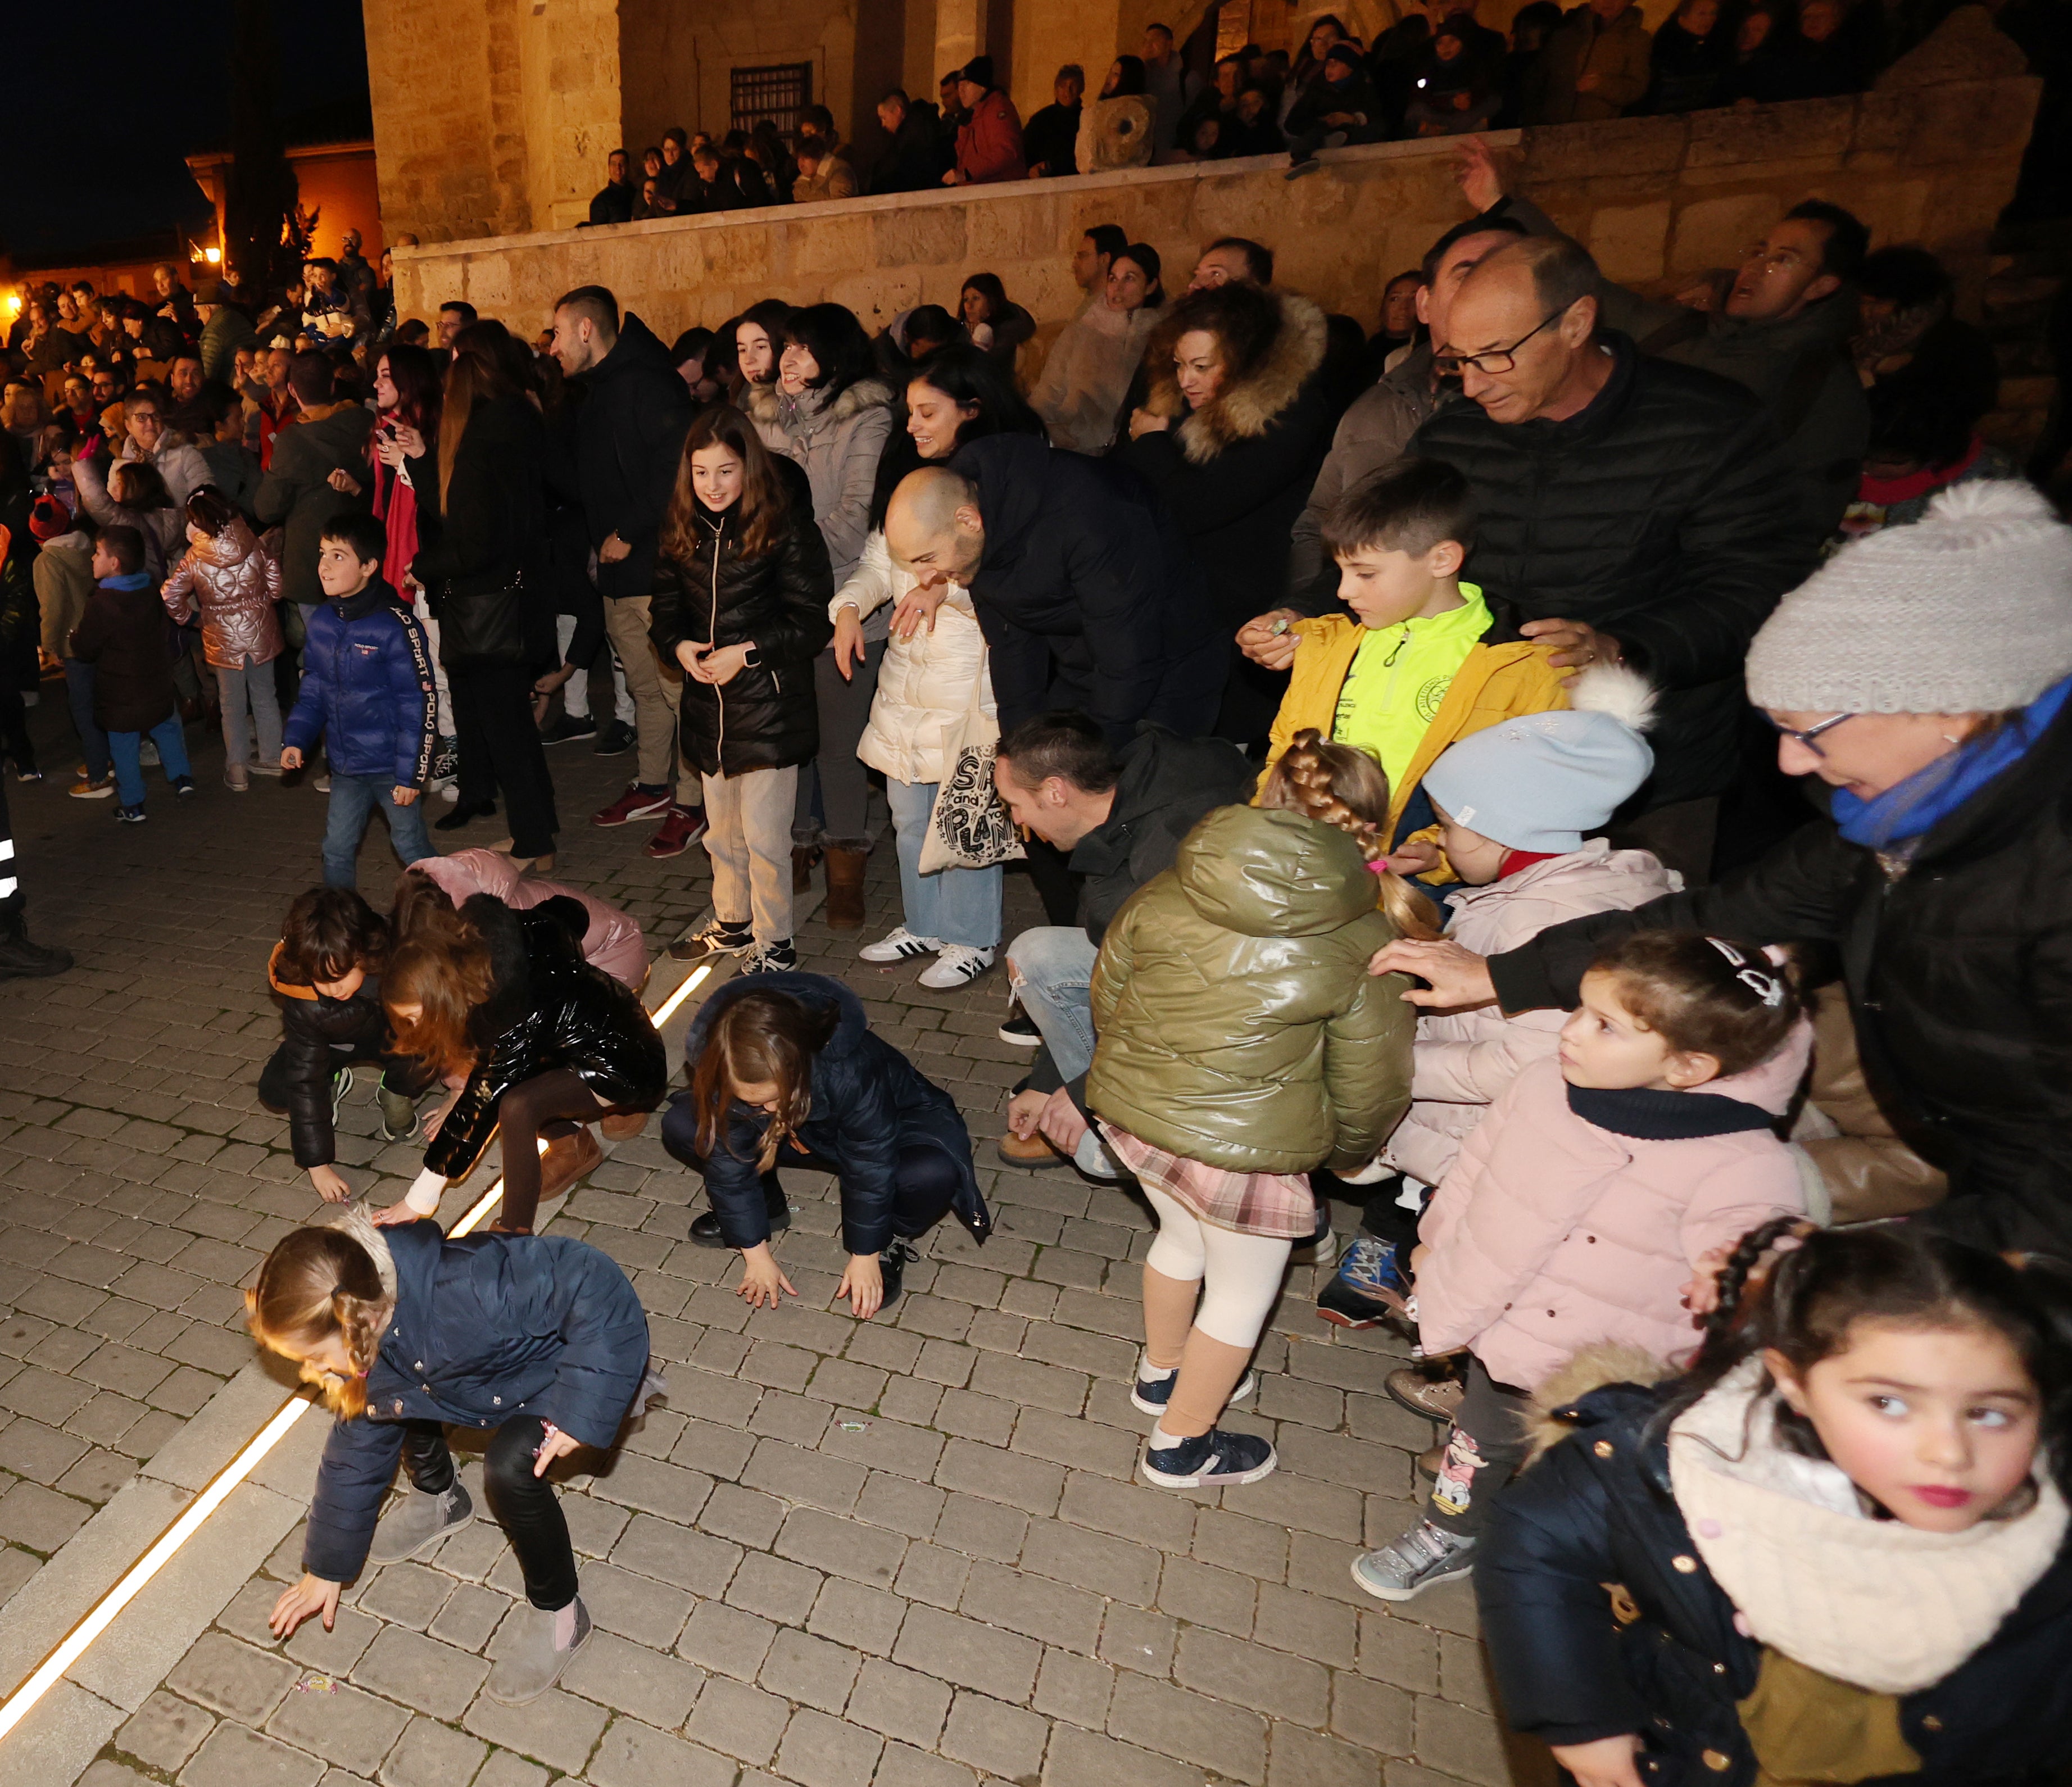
[162, 517, 284, 668]
[747, 379, 896, 588]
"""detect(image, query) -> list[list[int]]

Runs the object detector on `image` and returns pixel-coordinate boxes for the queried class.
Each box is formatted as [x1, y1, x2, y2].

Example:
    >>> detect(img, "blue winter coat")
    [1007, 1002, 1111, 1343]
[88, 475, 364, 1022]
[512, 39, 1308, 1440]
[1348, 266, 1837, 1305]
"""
[302, 1221, 649, 1583]
[663, 973, 989, 1257]
[283, 578, 437, 786]
[1480, 1378, 2072, 1786]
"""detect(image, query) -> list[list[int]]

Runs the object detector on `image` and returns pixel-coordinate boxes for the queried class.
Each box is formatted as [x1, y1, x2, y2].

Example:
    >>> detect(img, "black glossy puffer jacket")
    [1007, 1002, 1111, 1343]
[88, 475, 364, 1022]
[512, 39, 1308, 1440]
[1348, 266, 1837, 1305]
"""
[1480, 1378, 2072, 1786]
[424, 896, 669, 1180]
[1410, 333, 1814, 808]
[646, 470, 835, 778]
[1486, 692, 2072, 1255]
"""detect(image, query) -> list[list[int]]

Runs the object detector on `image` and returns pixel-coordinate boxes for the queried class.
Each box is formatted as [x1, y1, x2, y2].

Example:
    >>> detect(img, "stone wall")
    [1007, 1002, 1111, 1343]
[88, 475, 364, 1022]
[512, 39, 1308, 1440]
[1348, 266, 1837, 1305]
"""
[391, 12, 2039, 357]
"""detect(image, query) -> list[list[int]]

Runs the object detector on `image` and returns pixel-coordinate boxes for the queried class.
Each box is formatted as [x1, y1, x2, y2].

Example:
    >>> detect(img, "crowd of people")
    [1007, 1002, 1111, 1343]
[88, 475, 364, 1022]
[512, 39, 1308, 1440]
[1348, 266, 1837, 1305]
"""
[580, 0, 1901, 222]
[5, 107, 2072, 1786]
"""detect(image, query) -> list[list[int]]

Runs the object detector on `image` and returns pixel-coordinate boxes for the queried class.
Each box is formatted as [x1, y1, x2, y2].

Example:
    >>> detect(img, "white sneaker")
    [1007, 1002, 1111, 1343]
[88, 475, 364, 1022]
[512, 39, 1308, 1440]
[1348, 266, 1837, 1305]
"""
[859, 927, 941, 963]
[919, 944, 996, 989]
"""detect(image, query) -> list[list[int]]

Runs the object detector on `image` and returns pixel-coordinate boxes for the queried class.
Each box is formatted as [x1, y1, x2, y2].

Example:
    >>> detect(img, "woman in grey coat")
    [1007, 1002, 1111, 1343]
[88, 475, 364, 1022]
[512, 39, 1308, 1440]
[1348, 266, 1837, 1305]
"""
[747, 303, 897, 926]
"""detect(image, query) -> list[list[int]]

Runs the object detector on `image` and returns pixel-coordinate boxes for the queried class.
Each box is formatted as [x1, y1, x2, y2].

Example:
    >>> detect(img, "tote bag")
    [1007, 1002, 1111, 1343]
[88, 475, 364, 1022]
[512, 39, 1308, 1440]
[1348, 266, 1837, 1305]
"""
[918, 647, 1025, 874]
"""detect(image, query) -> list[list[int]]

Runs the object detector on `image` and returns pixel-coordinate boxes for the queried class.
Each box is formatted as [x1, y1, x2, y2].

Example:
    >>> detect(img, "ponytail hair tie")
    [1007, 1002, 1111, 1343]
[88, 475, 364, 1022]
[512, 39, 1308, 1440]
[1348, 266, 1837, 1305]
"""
[1706, 936, 1786, 1008]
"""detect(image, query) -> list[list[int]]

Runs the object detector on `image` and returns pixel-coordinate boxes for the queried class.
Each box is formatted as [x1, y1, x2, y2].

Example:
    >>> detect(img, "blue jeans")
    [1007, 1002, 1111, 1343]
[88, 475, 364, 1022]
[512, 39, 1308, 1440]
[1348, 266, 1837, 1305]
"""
[108, 715, 191, 808]
[324, 773, 434, 889]
[63, 660, 110, 781]
[1006, 926, 1100, 1081]
[887, 776, 1002, 950]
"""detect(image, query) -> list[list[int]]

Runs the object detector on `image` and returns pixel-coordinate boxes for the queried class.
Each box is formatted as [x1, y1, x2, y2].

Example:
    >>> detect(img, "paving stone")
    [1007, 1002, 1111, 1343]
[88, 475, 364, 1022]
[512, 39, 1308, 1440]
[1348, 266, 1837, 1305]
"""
[1258, 1580, 1361, 1667]
[873, 1740, 979, 1787]
[1267, 1723, 1384, 1787]
[1412, 1696, 1513, 1787]
[168, 1632, 301, 1725]
[375, 1716, 486, 1787]
[1176, 1627, 1332, 1726]
[696, 1480, 787, 1549]
[580, 1557, 696, 1647]
[429, 1582, 509, 1653]
[116, 1689, 216, 1772]
[177, 1721, 325, 1787]
[933, 1438, 1063, 1517]
[892, 1602, 1043, 1703]
[759, 1625, 862, 1712]
[585, 1717, 736, 1787]
[1056, 1471, 1196, 1553]
[351, 1626, 489, 1721]
[1108, 1672, 1269, 1784]
[1041, 1723, 1199, 1787]
[773, 1706, 884, 1787]
[941, 1689, 1050, 1781]
[727, 1548, 825, 1624]
[742, 1437, 867, 1513]
[0, 1477, 93, 1549]
[775, 1504, 907, 1587]
[1096, 1604, 1177, 1676]
[463, 1686, 607, 1776]
[847, 1657, 953, 1747]
[933, 1491, 1030, 1563]
[806, 1576, 909, 1656]
[678, 1599, 779, 1679]
[266, 1677, 411, 1779]
[1024, 1518, 1160, 1607]
[960, 1559, 1104, 1654]
[609, 1511, 742, 1597]
[685, 1675, 792, 1765]
[359, 1563, 452, 1632]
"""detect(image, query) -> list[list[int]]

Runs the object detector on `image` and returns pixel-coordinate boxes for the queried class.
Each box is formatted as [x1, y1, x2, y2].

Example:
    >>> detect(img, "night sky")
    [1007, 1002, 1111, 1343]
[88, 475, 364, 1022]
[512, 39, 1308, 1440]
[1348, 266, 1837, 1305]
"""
[1, 0, 371, 264]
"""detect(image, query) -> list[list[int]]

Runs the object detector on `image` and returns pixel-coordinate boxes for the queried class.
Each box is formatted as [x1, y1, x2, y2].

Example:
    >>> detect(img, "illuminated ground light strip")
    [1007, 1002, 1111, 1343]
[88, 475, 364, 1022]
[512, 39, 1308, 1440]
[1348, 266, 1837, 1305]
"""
[0, 961, 713, 1746]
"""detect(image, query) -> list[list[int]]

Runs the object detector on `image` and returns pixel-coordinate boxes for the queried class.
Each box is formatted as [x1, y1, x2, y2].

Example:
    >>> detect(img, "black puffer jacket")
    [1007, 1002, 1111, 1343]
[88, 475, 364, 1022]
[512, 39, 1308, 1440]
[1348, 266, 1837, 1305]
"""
[425, 896, 669, 1180]
[646, 467, 835, 778]
[1410, 334, 1813, 808]
[263, 947, 434, 1169]
[1480, 1378, 2072, 1786]
[549, 314, 695, 602]
[950, 433, 1227, 750]
[663, 974, 990, 1257]
[411, 391, 552, 668]
[1487, 693, 2072, 1254]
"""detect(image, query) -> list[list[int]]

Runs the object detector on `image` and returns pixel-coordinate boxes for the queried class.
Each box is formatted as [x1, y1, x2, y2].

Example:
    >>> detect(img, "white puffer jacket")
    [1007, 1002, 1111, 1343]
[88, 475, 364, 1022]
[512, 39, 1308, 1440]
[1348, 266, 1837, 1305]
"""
[1380, 841, 1678, 1189]
[840, 530, 995, 787]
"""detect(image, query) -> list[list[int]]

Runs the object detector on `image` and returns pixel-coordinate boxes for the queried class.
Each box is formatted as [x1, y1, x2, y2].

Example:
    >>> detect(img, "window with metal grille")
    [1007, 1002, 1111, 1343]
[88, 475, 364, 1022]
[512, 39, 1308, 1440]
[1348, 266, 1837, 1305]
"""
[731, 62, 814, 143]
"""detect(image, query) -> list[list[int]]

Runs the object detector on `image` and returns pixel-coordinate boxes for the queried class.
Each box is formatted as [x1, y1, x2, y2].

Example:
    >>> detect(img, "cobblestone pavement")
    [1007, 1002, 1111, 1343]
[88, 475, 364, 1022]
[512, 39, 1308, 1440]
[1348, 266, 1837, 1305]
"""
[0, 688, 1544, 1787]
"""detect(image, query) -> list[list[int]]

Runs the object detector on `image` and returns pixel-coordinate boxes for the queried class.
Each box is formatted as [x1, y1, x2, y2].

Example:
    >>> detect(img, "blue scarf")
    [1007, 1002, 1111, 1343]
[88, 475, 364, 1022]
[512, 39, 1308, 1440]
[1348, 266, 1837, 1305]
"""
[98, 571, 152, 592]
[1830, 674, 2072, 855]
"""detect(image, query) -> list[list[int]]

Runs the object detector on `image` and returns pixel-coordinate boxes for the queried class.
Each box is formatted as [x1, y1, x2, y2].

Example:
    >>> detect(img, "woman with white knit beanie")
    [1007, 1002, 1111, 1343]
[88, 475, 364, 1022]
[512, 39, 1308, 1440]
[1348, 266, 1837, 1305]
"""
[1370, 480, 2072, 1254]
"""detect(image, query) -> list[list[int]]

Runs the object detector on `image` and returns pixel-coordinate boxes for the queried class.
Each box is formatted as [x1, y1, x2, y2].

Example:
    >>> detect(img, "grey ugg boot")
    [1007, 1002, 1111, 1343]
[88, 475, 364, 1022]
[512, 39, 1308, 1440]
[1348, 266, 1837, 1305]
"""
[366, 1482, 473, 1565]
[486, 1597, 591, 1705]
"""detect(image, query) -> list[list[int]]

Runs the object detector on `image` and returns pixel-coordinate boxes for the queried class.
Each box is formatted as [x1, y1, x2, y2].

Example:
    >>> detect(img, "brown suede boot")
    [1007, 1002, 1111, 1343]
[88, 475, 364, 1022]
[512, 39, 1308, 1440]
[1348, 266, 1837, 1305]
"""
[600, 1110, 647, 1142]
[537, 1127, 604, 1205]
[792, 843, 821, 894]
[823, 843, 869, 931]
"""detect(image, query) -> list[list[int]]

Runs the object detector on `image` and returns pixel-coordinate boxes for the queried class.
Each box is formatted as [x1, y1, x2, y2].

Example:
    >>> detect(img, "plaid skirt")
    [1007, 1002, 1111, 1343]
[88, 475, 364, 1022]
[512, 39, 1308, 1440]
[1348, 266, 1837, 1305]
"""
[1098, 1123, 1316, 1240]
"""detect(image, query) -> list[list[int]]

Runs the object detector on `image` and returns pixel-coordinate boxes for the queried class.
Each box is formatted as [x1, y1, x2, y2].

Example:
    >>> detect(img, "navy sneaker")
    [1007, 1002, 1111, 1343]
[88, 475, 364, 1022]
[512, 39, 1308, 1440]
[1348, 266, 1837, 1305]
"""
[1317, 1235, 1411, 1328]
[171, 774, 196, 797]
[1131, 1356, 1256, 1416]
[115, 804, 148, 824]
[1141, 1427, 1277, 1490]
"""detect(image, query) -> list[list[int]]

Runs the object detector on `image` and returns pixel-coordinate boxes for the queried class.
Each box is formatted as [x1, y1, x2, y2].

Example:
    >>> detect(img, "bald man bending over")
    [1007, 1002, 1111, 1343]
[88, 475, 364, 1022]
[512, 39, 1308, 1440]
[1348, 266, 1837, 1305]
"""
[885, 438, 1225, 750]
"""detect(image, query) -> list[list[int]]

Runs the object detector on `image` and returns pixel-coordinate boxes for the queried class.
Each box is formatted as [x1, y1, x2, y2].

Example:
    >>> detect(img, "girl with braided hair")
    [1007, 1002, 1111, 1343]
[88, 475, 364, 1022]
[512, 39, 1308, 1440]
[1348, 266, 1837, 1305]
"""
[1084, 728, 1418, 1490]
[249, 1210, 652, 1706]
[1354, 929, 1814, 1602]
[1478, 1221, 2072, 1787]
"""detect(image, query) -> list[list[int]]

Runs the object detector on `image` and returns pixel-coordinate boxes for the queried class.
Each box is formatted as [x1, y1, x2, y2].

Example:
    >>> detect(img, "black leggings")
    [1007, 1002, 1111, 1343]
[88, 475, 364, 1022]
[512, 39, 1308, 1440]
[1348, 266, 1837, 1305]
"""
[497, 1068, 618, 1232]
[403, 1414, 577, 1610]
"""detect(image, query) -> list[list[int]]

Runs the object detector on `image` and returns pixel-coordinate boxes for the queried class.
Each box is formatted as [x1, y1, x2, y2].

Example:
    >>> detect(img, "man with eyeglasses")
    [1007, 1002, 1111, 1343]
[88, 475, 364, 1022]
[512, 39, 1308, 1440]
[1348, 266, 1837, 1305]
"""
[1407, 232, 1812, 882]
[1457, 143, 1869, 540]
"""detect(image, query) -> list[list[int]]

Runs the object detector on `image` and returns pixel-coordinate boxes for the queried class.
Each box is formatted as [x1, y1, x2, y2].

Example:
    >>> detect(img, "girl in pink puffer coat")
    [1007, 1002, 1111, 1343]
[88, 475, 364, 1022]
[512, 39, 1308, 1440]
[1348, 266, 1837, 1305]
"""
[1352, 930, 1812, 1605]
[401, 849, 649, 990]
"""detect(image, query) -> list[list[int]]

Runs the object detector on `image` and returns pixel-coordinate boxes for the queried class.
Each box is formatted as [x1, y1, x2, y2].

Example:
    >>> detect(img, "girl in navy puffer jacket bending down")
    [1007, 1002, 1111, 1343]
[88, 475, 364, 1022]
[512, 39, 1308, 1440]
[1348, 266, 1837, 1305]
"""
[664, 973, 990, 1319]
[251, 1210, 651, 1707]
[1479, 1221, 2072, 1787]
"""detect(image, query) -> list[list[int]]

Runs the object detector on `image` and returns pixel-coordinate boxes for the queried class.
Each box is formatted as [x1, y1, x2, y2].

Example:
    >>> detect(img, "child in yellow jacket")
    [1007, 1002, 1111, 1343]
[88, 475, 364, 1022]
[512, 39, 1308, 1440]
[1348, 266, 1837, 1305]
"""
[1241, 459, 1568, 874]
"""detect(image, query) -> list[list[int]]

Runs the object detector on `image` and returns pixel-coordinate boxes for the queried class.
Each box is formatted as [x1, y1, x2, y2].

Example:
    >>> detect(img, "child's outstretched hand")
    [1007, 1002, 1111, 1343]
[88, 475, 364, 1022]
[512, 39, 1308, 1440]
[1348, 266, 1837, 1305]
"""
[1682, 1245, 1733, 1318]
[270, 1572, 341, 1639]
[532, 1422, 580, 1478]
[838, 1253, 886, 1320]
[1551, 1735, 1645, 1787]
[737, 1242, 796, 1310]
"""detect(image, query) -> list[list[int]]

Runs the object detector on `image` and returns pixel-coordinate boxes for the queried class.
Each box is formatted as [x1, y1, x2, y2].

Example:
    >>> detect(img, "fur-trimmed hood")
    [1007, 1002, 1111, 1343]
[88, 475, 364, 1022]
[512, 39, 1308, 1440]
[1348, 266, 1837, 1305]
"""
[1521, 1341, 1674, 1465]
[1144, 291, 1329, 463]
[746, 377, 894, 438]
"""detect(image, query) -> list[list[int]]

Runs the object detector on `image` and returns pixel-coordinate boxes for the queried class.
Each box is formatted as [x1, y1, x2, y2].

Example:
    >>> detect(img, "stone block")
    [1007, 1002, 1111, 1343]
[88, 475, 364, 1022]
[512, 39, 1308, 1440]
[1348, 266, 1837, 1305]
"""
[892, 1604, 1043, 1704]
[850, 1657, 954, 1747]
[1042, 1722, 1204, 1787]
[265, 1680, 410, 1780]
[774, 1706, 884, 1787]
[350, 1627, 488, 1722]
[168, 1633, 300, 1726]
[941, 1689, 1050, 1781]
[1688, 97, 1857, 168]
[1518, 116, 1685, 185]
[375, 1716, 486, 1787]
[1109, 1673, 1267, 1784]
[1412, 1696, 1512, 1787]
[808, 1575, 909, 1655]
[461, 1687, 607, 1776]
[177, 1722, 324, 1787]
[686, 1675, 792, 1765]
[1266, 1724, 1381, 1787]
[678, 1599, 778, 1679]
[874, 207, 969, 270]
[116, 1690, 215, 1772]
[760, 1626, 863, 1713]
[585, 1718, 737, 1787]
[1587, 201, 1673, 286]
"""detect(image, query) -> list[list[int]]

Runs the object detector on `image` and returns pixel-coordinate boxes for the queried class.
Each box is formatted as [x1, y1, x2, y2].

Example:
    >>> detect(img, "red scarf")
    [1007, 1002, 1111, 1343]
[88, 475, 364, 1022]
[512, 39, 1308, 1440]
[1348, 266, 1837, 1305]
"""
[369, 408, 421, 588]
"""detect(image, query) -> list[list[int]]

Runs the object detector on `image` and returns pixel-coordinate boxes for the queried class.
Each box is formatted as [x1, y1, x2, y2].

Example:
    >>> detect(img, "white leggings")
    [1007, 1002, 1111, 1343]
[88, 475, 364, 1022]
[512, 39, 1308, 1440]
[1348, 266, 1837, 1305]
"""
[1141, 1183, 1294, 1349]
